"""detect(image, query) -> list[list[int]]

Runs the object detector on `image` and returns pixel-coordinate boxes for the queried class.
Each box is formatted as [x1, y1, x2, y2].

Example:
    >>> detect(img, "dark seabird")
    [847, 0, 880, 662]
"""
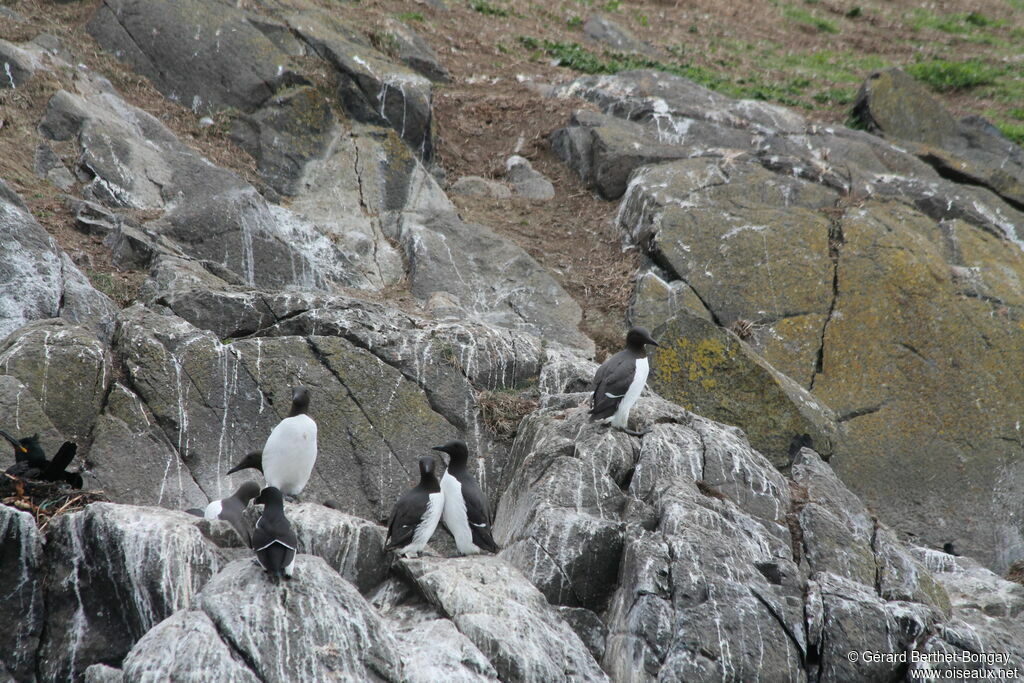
[432, 440, 499, 555]
[204, 481, 261, 545]
[589, 326, 660, 437]
[261, 386, 317, 498]
[226, 449, 263, 475]
[1, 430, 82, 488]
[385, 455, 444, 557]
[252, 486, 298, 582]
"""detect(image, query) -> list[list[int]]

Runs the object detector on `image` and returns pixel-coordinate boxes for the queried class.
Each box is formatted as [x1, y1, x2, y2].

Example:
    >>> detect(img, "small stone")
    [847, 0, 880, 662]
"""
[450, 175, 512, 199]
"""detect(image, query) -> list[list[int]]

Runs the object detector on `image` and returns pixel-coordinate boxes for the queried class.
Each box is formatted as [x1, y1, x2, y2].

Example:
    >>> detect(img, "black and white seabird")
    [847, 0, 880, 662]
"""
[204, 481, 261, 545]
[242, 386, 317, 499]
[252, 486, 298, 582]
[385, 455, 444, 557]
[432, 440, 499, 555]
[589, 326, 660, 437]
[1, 430, 83, 488]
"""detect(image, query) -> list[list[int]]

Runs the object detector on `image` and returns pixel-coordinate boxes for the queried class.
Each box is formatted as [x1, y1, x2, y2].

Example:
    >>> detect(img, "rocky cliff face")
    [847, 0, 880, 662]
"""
[2, 0, 1024, 680]
[553, 68, 1024, 571]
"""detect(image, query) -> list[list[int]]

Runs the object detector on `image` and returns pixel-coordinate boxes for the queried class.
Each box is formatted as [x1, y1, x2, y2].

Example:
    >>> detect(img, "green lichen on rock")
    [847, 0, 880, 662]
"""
[650, 311, 839, 467]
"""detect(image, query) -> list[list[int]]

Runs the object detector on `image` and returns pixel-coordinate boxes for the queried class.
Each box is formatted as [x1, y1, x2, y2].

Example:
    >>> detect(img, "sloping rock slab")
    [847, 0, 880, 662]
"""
[0, 179, 116, 342]
[87, 0, 301, 114]
[0, 506, 45, 681]
[400, 555, 608, 682]
[38, 503, 222, 680]
[853, 68, 1024, 210]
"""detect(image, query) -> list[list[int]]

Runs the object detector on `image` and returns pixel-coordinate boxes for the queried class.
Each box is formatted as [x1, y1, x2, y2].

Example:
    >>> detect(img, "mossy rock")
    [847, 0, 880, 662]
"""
[649, 310, 839, 468]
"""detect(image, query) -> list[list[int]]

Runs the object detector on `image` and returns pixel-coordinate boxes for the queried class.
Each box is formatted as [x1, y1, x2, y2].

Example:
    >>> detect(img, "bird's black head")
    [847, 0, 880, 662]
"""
[431, 440, 469, 467]
[0, 429, 27, 453]
[418, 455, 437, 478]
[255, 486, 285, 508]
[227, 450, 263, 475]
[625, 326, 659, 352]
[288, 386, 310, 417]
[2, 430, 42, 462]
[235, 481, 262, 503]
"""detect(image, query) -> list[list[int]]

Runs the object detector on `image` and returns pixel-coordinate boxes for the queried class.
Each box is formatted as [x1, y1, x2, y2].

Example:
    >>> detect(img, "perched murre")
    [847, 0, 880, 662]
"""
[204, 481, 261, 545]
[260, 386, 317, 499]
[1, 430, 82, 488]
[589, 326, 660, 437]
[432, 440, 499, 555]
[226, 449, 262, 476]
[385, 455, 444, 557]
[252, 486, 298, 582]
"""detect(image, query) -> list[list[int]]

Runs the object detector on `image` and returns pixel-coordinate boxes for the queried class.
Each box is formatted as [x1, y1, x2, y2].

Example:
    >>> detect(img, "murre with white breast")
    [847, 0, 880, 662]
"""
[589, 326, 660, 437]
[433, 440, 499, 555]
[385, 455, 444, 557]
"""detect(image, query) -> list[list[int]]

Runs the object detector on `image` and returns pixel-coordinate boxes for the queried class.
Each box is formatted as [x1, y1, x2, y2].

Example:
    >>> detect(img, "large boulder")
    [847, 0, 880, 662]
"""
[0, 506, 45, 681]
[553, 68, 1024, 571]
[644, 310, 840, 467]
[38, 504, 223, 680]
[87, 0, 300, 114]
[112, 305, 456, 521]
[39, 74, 370, 291]
[394, 210, 592, 352]
[400, 555, 608, 682]
[0, 179, 116, 342]
[853, 68, 1024, 210]
[123, 557, 403, 682]
[86, 382, 208, 509]
[0, 320, 111, 444]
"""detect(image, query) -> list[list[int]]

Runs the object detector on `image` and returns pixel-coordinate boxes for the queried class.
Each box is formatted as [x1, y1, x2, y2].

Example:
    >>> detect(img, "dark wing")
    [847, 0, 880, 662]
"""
[252, 513, 297, 552]
[5, 461, 43, 478]
[384, 491, 421, 550]
[42, 442, 77, 481]
[458, 475, 499, 553]
[220, 500, 254, 546]
[589, 351, 635, 420]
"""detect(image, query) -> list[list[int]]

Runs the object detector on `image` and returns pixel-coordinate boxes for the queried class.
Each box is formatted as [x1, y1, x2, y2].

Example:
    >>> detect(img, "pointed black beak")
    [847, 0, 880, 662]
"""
[645, 335, 660, 347]
[0, 430, 27, 452]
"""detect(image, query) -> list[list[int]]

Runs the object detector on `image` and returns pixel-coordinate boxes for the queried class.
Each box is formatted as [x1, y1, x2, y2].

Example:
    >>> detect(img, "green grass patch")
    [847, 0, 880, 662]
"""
[395, 11, 425, 23]
[520, 37, 819, 107]
[908, 9, 1005, 34]
[813, 86, 856, 105]
[470, 0, 509, 17]
[782, 7, 839, 33]
[567, 15, 583, 28]
[995, 121, 1024, 145]
[906, 59, 1002, 92]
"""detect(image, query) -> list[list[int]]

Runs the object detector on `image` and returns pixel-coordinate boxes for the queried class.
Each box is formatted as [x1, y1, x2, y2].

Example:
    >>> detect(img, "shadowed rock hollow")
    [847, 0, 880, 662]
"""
[2, 0, 1024, 680]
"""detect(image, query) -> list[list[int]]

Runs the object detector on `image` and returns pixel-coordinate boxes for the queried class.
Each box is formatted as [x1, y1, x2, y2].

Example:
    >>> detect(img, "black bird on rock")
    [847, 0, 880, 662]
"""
[433, 440, 499, 555]
[589, 326, 660, 437]
[204, 481, 261, 545]
[252, 486, 298, 582]
[385, 455, 444, 557]
[1, 430, 83, 488]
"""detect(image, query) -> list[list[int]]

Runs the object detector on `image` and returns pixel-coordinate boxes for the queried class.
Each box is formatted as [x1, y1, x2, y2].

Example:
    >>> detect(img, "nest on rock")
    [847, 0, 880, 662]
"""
[1, 474, 107, 531]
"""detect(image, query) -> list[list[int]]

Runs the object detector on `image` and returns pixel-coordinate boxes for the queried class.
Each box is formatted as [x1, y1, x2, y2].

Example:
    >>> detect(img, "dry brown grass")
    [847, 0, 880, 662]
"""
[2, 0, 1021, 341]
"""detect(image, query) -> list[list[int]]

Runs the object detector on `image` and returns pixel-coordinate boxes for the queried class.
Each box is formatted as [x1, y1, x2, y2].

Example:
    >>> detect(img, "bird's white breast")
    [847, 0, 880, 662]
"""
[203, 499, 223, 520]
[441, 472, 478, 554]
[611, 357, 649, 428]
[404, 491, 445, 556]
[262, 414, 318, 496]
